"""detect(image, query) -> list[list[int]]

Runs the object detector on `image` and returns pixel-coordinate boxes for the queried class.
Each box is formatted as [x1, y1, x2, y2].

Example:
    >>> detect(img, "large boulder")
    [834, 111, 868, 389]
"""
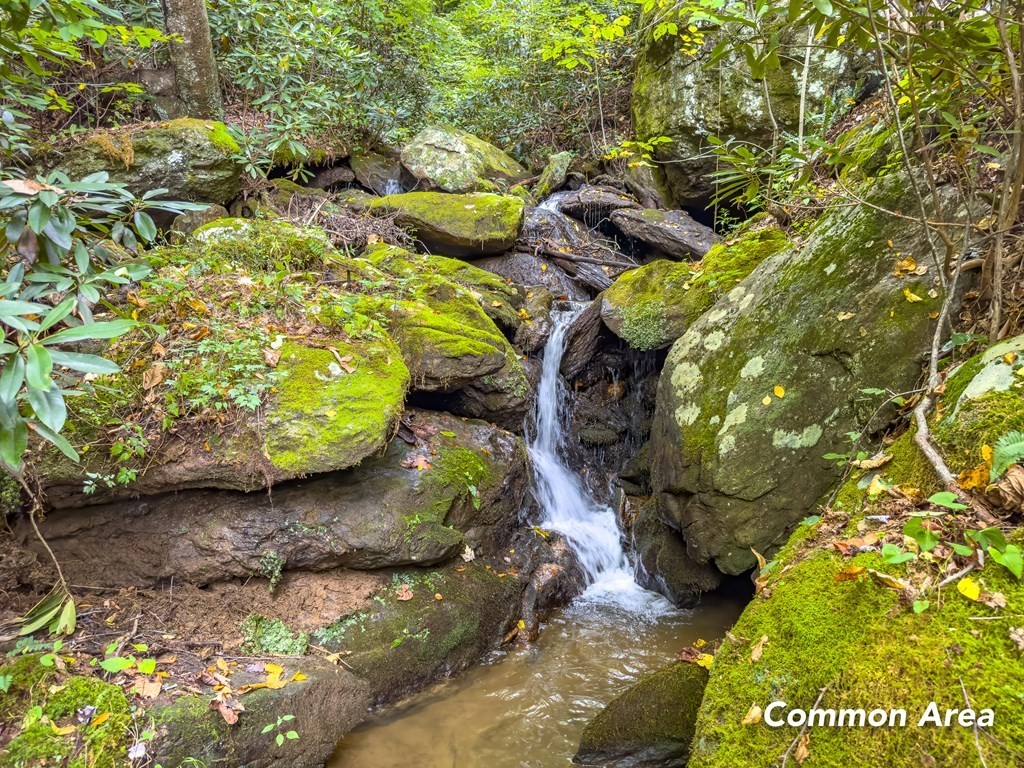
[28, 410, 529, 587]
[633, 30, 853, 206]
[575, 662, 708, 768]
[368, 192, 525, 257]
[651, 176, 971, 575]
[610, 207, 718, 260]
[400, 125, 529, 193]
[633, 499, 721, 607]
[558, 185, 641, 227]
[350, 148, 405, 195]
[601, 224, 788, 351]
[535, 151, 573, 199]
[42, 119, 241, 205]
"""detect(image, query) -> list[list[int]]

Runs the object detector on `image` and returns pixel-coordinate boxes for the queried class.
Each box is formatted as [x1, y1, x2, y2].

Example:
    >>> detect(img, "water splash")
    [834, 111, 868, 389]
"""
[382, 178, 403, 195]
[527, 305, 670, 612]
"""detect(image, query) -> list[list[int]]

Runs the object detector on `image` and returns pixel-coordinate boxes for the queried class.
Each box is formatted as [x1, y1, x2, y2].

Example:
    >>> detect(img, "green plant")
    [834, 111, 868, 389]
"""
[262, 714, 299, 747]
[259, 550, 286, 593]
[992, 430, 1024, 481]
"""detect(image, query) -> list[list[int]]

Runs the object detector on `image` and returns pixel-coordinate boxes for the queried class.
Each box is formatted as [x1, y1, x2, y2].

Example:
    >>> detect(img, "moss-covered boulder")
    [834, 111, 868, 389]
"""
[575, 662, 708, 768]
[400, 125, 528, 193]
[31, 409, 528, 586]
[601, 225, 788, 351]
[151, 658, 369, 768]
[633, 498, 721, 607]
[170, 203, 228, 242]
[369, 191, 525, 257]
[42, 119, 241, 205]
[690, 513, 1024, 767]
[609, 207, 718, 260]
[317, 561, 523, 705]
[535, 150, 573, 199]
[0, 658, 133, 768]
[651, 176, 971, 575]
[633, 30, 852, 206]
[351, 147, 405, 195]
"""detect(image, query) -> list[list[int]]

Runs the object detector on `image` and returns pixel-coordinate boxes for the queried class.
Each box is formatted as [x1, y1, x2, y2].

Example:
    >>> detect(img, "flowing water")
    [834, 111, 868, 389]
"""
[330, 308, 745, 767]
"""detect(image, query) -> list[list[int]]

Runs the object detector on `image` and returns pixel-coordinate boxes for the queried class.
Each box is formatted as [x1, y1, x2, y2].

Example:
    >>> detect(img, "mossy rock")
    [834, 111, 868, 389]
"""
[188, 216, 336, 271]
[535, 150, 573, 199]
[690, 532, 1024, 767]
[633, 27, 854, 206]
[264, 339, 409, 474]
[575, 661, 708, 768]
[350, 148, 404, 195]
[651, 174, 971, 575]
[400, 125, 528, 194]
[151, 658, 369, 768]
[368, 192, 525, 257]
[317, 562, 522, 706]
[0, 661, 133, 768]
[600, 225, 788, 350]
[41, 118, 241, 205]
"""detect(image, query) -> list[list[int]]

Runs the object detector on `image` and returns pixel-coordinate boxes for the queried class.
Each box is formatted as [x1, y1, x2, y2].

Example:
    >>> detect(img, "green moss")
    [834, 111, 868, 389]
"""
[182, 217, 334, 272]
[942, 353, 988, 408]
[240, 615, 309, 655]
[692, 544, 1024, 768]
[165, 117, 240, 155]
[265, 340, 409, 473]
[0, 671, 133, 768]
[935, 389, 1024, 473]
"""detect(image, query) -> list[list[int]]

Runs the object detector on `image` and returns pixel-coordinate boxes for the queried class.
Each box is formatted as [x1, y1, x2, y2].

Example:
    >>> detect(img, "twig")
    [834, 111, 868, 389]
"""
[960, 678, 989, 768]
[781, 684, 829, 768]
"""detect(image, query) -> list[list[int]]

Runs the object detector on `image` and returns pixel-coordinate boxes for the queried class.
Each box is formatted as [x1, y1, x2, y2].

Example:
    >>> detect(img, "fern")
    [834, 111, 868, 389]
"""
[991, 430, 1024, 481]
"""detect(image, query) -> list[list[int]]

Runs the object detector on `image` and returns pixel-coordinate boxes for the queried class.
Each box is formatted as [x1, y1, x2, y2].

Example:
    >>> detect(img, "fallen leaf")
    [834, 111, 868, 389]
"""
[958, 577, 982, 602]
[762, 395, 772, 405]
[142, 363, 169, 390]
[401, 454, 432, 471]
[981, 592, 1007, 609]
[958, 464, 989, 491]
[742, 704, 762, 725]
[50, 721, 77, 736]
[852, 453, 892, 470]
[868, 568, 907, 591]
[751, 548, 767, 572]
[1004, 352, 1018, 365]
[2, 179, 63, 195]
[1010, 627, 1024, 653]
[396, 584, 414, 601]
[904, 288, 923, 303]
[773, 385, 785, 398]
[750, 635, 768, 663]
[837, 311, 856, 321]
[434, 593, 444, 600]
[834, 565, 867, 582]
[290, 671, 307, 682]
[216, 658, 232, 676]
[264, 348, 281, 367]
[461, 545, 476, 562]
[795, 732, 810, 765]
[151, 342, 168, 357]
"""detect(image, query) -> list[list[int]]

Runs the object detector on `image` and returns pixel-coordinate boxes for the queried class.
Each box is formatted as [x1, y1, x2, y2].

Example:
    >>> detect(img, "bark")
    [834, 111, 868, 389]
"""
[163, 0, 223, 118]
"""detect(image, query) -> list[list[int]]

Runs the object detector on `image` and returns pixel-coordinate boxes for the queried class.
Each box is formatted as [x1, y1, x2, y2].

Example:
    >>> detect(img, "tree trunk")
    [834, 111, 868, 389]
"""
[163, 0, 223, 119]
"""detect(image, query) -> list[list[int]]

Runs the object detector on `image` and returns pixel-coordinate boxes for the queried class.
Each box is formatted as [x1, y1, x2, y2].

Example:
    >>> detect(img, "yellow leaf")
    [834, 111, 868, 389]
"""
[50, 721, 76, 736]
[290, 671, 307, 682]
[750, 635, 768, 662]
[518, 619, 526, 630]
[773, 385, 785, 398]
[958, 577, 981, 602]
[751, 548, 767, 572]
[762, 395, 772, 406]
[868, 568, 908, 591]
[834, 565, 866, 582]
[742, 704, 763, 725]
[695, 653, 714, 669]
[1004, 352, 1018, 365]
[866, 475, 888, 496]
[904, 288, 923, 303]
[491, 301, 503, 308]
[90, 712, 111, 727]
[265, 672, 286, 690]
[982, 445, 994, 463]
[264, 662, 283, 675]
[694, 638, 707, 648]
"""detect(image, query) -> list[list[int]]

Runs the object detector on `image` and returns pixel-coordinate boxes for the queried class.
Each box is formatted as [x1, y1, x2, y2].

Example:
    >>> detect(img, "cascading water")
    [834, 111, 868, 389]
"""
[527, 305, 661, 607]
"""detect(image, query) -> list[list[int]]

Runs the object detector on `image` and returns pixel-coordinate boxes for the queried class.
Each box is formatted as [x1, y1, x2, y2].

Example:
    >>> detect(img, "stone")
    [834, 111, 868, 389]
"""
[400, 125, 529, 193]
[560, 300, 605, 379]
[633, 29, 854, 207]
[575, 662, 708, 768]
[368, 192, 525, 257]
[42, 119, 241, 205]
[476, 252, 589, 302]
[30, 410, 529, 587]
[600, 225, 789, 351]
[632, 499, 721, 607]
[557, 185, 641, 227]
[308, 164, 356, 190]
[610, 207, 719, 260]
[651, 175, 972, 574]
[169, 203, 228, 242]
[350, 148, 405, 195]
[515, 286, 555, 354]
[535, 151, 573, 199]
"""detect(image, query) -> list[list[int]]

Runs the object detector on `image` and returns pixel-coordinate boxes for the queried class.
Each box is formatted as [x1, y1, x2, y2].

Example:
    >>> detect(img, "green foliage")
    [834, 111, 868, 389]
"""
[0, 172, 199, 475]
[992, 430, 1024, 481]
[261, 714, 299, 747]
[239, 615, 308, 656]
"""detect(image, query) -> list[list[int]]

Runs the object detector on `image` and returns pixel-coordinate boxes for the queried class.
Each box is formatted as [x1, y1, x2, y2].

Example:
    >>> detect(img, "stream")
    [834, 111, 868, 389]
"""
[330, 306, 746, 768]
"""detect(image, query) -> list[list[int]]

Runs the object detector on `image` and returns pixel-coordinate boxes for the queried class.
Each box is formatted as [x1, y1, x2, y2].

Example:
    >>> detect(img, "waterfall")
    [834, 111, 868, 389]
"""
[527, 305, 654, 607]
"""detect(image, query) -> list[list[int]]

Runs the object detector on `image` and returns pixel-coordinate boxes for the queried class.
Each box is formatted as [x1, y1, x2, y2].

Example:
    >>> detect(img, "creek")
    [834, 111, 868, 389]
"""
[330, 306, 746, 767]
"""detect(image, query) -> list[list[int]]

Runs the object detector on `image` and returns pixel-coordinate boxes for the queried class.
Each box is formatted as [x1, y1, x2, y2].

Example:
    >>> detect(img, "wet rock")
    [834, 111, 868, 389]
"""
[350, 148, 405, 195]
[368, 191, 525, 257]
[618, 442, 651, 495]
[515, 286, 555, 354]
[400, 125, 529, 193]
[535, 151, 573, 199]
[632, 499, 721, 607]
[169, 203, 228, 242]
[609, 208, 718, 260]
[41, 119, 241, 205]
[558, 185, 641, 227]
[308, 164, 356, 190]
[30, 410, 529, 586]
[574, 662, 708, 768]
[651, 175, 974, 574]
[476, 252, 590, 302]
[560, 301, 604, 379]
[633, 29, 854, 207]
[321, 561, 524, 706]
[152, 658, 370, 768]
[518, 535, 585, 641]
[600, 225, 789, 351]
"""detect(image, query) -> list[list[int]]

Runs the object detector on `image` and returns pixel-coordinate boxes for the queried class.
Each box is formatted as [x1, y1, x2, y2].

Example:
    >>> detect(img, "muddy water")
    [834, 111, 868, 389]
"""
[329, 590, 746, 768]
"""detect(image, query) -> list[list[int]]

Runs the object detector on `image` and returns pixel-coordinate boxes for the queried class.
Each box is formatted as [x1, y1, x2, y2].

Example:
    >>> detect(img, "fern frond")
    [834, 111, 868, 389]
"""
[991, 430, 1024, 481]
